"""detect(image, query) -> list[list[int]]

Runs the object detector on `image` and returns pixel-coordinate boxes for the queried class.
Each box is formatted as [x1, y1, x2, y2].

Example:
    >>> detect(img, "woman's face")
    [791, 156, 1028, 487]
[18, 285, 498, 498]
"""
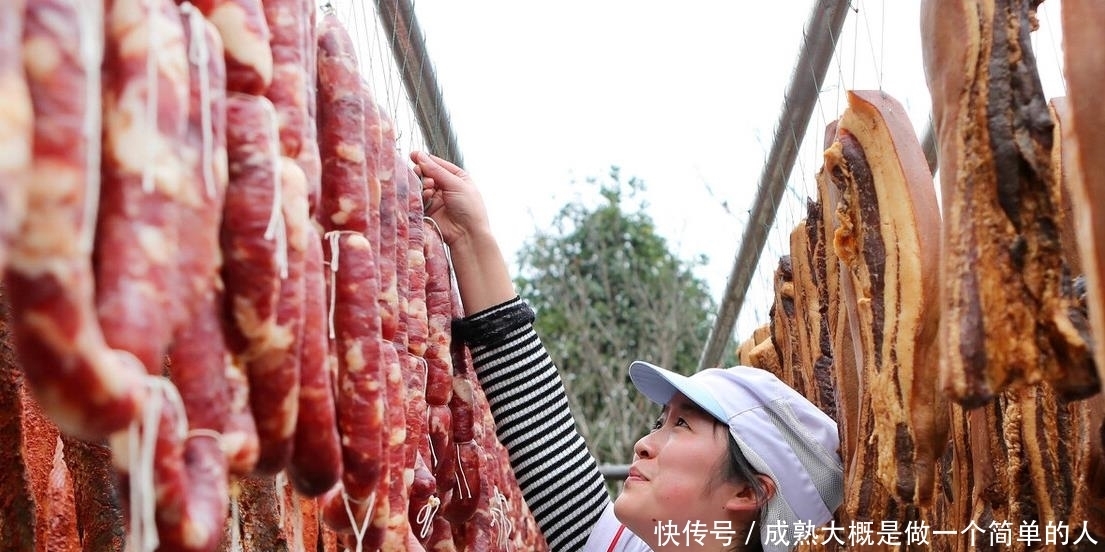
[614, 393, 748, 548]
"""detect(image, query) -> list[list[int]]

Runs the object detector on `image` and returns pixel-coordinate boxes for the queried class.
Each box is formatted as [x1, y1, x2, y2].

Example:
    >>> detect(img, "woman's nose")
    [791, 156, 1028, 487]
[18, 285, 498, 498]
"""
[633, 432, 654, 459]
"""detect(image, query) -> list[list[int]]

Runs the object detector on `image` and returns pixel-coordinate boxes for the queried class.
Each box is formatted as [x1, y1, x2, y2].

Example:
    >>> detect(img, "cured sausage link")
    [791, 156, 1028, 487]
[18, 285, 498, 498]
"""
[423, 228, 453, 408]
[247, 159, 309, 474]
[185, 0, 273, 95]
[171, 9, 258, 477]
[296, 0, 322, 216]
[220, 93, 284, 362]
[168, 0, 232, 445]
[376, 114, 400, 343]
[406, 169, 429, 360]
[319, 230, 386, 548]
[316, 13, 369, 235]
[327, 231, 385, 503]
[287, 225, 342, 497]
[262, 0, 310, 159]
[0, 0, 31, 274]
[109, 381, 229, 552]
[97, 0, 191, 376]
[7, 0, 144, 441]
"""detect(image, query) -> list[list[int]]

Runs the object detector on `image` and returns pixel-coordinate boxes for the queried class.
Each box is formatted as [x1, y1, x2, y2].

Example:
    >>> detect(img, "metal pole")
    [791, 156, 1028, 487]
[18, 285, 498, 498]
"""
[374, 0, 464, 167]
[698, 0, 852, 370]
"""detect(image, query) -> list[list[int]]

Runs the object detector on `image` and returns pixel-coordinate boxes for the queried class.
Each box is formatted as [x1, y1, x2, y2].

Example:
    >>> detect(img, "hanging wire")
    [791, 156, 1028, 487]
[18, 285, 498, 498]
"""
[699, 0, 852, 369]
[850, 0, 859, 91]
[858, 0, 882, 91]
[879, 0, 886, 91]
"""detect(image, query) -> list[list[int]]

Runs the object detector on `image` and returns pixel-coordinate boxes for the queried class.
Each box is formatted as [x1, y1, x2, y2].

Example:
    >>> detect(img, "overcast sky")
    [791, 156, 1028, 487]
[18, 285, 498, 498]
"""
[335, 0, 1069, 345]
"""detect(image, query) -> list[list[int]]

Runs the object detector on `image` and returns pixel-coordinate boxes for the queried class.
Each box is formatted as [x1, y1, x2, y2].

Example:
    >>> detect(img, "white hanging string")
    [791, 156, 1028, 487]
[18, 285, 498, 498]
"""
[341, 490, 375, 552]
[77, 0, 103, 255]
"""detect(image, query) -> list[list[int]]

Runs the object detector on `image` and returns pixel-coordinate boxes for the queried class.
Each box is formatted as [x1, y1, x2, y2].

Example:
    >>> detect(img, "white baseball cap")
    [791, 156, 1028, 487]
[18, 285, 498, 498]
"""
[628, 361, 844, 551]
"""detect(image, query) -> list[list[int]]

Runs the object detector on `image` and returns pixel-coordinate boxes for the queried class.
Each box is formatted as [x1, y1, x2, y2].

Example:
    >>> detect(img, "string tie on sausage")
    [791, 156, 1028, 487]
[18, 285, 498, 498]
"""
[489, 486, 514, 550]
[181, 2, 217, 200]
[454, 444, 473, 499]
[124, 375, 187, 552]
[426, 418, 439, 469]
[324, 230, 344, 339]
[187, 428, 224, 448]
[341, 489, 375, 552]
[77, 0, 103, 255]
[416, 494, 441, 539]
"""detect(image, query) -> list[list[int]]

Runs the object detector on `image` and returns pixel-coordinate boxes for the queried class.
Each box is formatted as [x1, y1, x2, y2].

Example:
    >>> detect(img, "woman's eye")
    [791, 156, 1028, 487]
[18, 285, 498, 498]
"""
[650, 418, 663, 431]
[675, 417, 690, 428]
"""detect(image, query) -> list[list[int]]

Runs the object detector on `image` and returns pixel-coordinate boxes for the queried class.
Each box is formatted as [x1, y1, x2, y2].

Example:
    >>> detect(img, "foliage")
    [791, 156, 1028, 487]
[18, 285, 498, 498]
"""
[514, 167, 724, 468]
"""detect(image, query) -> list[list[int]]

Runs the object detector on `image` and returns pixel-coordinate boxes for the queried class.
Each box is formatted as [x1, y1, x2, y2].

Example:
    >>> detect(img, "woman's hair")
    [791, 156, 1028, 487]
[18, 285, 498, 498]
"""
[710, 426, 769, 552]
[716, 434, 769, 505]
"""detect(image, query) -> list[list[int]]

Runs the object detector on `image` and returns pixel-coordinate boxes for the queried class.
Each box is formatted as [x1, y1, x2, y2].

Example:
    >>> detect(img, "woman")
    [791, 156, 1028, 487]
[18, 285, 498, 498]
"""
[411, 151, 844, 552]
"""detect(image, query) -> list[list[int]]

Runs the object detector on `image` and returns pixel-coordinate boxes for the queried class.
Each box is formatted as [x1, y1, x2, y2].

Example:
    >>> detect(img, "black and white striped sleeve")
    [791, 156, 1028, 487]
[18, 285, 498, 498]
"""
[455, 296, 611, 552]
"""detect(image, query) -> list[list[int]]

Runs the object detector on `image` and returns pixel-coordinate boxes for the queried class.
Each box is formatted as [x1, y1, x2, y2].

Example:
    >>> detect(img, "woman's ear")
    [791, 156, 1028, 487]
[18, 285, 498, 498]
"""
[724, 474, 776, 512]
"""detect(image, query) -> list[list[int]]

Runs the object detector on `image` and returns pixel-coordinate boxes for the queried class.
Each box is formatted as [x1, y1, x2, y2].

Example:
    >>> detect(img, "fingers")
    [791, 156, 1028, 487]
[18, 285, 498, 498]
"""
[410, 151, 466, 182]
[420, 177, 437, 210]
[426, 152, 464, 175]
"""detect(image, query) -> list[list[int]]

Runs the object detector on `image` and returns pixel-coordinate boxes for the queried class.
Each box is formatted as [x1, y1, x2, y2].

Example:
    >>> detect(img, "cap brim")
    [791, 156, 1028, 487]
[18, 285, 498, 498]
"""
[628, 361, 729, 423]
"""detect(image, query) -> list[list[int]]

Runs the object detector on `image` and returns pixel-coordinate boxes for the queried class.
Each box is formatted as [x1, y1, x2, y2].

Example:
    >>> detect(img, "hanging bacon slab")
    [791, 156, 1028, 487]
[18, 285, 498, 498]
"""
[1058, 0, 1105, 533]
[814, 120, 860, 495]
[921, 0, 1098, 405]
[790, 199, 839, 421]
[826, 90, 946, 506]
[1061, 0, 1105, 400]
[769, 255, 810, 398]
[0, 0, 31, 275]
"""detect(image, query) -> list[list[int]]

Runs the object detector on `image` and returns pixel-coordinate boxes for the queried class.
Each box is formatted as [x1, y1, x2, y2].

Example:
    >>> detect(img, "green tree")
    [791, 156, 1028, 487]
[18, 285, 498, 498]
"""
[514, 167, 724, 468]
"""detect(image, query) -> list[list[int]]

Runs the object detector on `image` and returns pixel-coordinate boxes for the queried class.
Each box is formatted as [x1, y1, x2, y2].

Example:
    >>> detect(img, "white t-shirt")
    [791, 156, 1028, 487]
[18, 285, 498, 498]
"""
[582, 504, 652, 552]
